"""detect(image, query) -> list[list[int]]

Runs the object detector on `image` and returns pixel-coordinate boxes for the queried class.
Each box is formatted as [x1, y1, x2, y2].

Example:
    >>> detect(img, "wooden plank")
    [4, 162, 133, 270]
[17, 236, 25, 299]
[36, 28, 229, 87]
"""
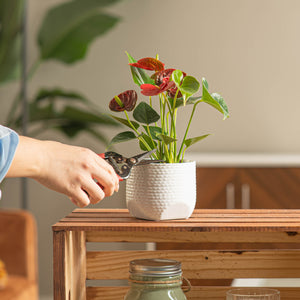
[85, 230, 300, 243]
[60, 217, 300, 223]
[86, 250, 300, 280]
[74, 208, 300, 214]
[53, 231, 66, 300]
[53, 222, 300, 232]
[53, 231, 86, 300]
[86, 286, 300, 300]
[53, 209, 300, 232]
[66, 231, 86, 300]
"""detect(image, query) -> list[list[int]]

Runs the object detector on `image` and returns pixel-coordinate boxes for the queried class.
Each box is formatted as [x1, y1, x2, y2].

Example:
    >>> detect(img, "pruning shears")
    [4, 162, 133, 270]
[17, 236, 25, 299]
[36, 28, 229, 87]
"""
[98, 149, 155, 181]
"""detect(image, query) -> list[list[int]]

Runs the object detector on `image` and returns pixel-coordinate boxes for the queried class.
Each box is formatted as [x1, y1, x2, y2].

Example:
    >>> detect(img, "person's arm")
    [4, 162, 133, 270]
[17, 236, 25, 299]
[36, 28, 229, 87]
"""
[6, 136, 119, 207]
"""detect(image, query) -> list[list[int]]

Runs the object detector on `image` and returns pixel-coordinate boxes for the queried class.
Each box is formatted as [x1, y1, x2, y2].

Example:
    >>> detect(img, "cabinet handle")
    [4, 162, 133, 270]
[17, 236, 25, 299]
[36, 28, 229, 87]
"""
[241, 184, 250, 209]
[226, 183, 235, 209]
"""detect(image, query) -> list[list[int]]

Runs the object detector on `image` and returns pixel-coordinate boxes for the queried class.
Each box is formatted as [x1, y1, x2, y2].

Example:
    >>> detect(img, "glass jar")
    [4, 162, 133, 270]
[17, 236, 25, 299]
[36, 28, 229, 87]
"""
[124, 258, 188, 300]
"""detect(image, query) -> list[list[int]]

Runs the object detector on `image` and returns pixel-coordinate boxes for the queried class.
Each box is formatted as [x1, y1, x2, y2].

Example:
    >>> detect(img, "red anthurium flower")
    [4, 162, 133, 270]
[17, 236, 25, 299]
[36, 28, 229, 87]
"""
[109, 90, 137, 112]
[152, 68, 176, 85]
[167, 71, 187, 99]
[129, 57, 165, 71]
[141, 78, 175, 96]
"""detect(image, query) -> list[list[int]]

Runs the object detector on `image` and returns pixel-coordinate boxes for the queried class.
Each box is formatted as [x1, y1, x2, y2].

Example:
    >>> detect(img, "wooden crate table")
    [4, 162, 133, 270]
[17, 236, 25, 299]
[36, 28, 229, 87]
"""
[52, 209, 300, 300]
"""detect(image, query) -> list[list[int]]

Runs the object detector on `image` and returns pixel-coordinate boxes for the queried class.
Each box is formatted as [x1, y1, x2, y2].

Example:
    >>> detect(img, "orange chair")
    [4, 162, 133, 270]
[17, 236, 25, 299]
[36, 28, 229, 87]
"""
[0, 209, 38, 299]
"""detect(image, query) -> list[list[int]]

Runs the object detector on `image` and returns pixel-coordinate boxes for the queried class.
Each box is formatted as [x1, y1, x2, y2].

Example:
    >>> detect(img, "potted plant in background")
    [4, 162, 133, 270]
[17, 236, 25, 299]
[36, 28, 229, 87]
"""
[108, 52, 229, 220]
[0, 0, 123, 143]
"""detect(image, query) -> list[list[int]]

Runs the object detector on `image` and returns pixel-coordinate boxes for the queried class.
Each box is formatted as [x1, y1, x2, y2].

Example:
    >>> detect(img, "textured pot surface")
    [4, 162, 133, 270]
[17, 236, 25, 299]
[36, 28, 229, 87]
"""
[126, 161, 196, 221]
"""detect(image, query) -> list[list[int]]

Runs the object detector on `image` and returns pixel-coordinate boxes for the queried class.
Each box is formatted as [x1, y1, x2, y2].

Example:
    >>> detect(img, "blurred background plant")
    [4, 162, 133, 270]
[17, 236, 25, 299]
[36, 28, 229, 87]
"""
[0, 0, 122, 143]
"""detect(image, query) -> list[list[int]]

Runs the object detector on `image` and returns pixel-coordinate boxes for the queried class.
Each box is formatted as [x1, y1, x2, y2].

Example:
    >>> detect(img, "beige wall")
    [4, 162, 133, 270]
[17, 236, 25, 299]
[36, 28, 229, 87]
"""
[1, 0, 300, 296]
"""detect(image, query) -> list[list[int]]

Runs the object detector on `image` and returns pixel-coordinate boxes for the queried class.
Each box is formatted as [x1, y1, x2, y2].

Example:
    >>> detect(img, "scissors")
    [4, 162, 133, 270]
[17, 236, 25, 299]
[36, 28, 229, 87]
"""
[98, 149, 155, 181]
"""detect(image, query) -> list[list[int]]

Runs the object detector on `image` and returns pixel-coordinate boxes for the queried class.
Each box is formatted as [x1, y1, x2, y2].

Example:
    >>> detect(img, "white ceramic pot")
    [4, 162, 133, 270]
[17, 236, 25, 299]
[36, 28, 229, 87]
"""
[126, 161, 196, 221]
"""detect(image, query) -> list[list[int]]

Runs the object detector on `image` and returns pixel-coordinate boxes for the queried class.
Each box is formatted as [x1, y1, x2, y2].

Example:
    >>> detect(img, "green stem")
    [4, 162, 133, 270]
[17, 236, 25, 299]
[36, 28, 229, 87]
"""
[27, 58, 41, 80]
[146, 124, 155, 149]
[124, 111, 158, 160]
[177, 102, 199, 162]
[163, 93, 177, 161]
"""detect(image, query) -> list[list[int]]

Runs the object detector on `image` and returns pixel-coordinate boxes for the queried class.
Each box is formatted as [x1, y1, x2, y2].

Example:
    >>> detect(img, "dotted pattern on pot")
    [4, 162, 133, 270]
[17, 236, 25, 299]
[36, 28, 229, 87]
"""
[126, 161, 196, 221]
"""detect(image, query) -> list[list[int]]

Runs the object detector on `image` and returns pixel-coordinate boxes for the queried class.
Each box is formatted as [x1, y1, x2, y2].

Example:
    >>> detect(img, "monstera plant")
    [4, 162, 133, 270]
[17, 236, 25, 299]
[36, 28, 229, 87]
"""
[0, 0, 122, 143]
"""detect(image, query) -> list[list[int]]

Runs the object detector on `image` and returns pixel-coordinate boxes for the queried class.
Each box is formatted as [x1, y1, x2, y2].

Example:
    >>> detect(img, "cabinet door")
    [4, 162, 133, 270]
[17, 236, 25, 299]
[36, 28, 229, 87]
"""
[196, 167, 238, 209]
[240, 168, 300, 209]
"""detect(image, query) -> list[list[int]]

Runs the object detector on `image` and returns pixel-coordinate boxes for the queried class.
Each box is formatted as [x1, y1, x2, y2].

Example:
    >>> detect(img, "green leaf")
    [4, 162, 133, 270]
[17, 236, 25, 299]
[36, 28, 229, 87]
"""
[110, 115, 140, 129]
[171, 69, 183, 89]
[61, 106, 118, 126]
[179, 76, 200, 103]
[34, 88, 88, 103]
[157, 134, 177, 145]
[55, 121, 89, 138]
[0, 0, 23, 84]
[139, 133, 157, 151]
[202, 78, 229, 120]
[108, 131, 137, 147]
[168, 96, 201, 108]
[38, 0, 121, 63]
[133, 102, 160, 124]
[202, 77, 209, 90]
[142, 125, 162, 140]
[126, 51, 155, 86]
[184, 134, 210, 148]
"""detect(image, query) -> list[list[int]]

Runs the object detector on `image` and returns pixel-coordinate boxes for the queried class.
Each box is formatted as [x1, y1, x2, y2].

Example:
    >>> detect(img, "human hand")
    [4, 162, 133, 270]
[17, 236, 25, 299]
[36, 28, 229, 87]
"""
[7, 137, 119, 207]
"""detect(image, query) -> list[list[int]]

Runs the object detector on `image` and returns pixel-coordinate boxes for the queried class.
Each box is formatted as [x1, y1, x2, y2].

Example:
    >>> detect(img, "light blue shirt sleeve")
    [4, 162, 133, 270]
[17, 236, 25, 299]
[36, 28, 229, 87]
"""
[0, 125, 19, 183]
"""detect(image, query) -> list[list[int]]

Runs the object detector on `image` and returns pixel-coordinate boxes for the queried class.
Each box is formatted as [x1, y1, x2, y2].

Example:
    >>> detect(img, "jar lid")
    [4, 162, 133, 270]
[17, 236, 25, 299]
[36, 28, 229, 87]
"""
[129, 259, 182, 277]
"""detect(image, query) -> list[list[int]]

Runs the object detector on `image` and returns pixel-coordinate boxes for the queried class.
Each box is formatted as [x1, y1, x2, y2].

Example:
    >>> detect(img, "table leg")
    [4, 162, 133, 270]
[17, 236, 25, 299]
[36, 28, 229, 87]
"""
[53, 230, 86, 300]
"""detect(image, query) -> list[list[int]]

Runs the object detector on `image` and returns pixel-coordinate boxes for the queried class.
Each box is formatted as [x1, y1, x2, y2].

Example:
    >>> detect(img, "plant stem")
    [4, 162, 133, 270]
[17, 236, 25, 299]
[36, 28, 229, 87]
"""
[163, 93, 177, 162]
[124, 111, 158, 159]
[177, 102, 199, 162]
[27, 58, 41, 80]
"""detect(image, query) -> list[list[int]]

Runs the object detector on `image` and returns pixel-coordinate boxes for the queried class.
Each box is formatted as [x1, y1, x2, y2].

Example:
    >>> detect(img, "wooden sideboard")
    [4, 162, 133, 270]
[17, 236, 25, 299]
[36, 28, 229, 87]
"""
[186, 153, 300, 209]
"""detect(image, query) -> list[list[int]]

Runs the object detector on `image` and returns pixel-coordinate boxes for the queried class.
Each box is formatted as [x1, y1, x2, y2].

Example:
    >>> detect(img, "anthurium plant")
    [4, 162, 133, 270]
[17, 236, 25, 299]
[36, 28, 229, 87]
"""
[108, 52, 229, 163]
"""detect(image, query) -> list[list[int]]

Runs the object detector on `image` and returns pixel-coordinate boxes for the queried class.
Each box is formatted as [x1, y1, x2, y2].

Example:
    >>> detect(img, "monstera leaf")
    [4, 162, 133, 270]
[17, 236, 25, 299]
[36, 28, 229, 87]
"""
[38, 0, 122, 63]
[0, 0, 23, 84]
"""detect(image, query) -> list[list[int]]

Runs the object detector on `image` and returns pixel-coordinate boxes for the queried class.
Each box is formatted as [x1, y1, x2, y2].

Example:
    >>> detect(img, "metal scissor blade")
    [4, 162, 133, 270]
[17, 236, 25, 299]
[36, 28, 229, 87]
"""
[130, 149, 156, 164]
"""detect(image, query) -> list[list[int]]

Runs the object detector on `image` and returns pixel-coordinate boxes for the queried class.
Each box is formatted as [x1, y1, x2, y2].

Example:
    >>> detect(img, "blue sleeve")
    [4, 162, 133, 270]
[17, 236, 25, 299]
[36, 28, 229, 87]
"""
[0, 125, 19, 183]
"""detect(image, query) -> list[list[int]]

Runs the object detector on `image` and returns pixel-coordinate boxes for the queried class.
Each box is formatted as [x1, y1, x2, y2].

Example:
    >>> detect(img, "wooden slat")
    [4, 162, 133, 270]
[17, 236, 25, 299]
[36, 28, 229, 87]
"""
[75, 208, 300, 214]
[53, 231, 86, 300]
[86, 286, 300, 300]
[85, 230, 300, 243]
[86, 250, 300, 280]
[53, 209, 300, 232]
[60, 217, 300, 223]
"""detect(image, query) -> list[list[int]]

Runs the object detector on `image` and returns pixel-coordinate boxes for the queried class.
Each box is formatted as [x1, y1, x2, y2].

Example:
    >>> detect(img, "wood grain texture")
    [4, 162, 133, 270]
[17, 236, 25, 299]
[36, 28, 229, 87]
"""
[86, 286, 300, 300]
[240, 168, 300, 209]
[53, 209, 300, 232]
[196, 167, 237, 208]
[196, 167, 300, 209]
[53, 231, 86, 300]
[86, 249, 300, 280]
[53, 209, 300, 300]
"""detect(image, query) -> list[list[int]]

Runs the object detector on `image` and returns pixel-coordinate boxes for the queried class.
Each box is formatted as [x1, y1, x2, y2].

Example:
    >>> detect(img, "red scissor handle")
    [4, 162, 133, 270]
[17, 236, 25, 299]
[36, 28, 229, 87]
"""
[98, 153, 123, 181]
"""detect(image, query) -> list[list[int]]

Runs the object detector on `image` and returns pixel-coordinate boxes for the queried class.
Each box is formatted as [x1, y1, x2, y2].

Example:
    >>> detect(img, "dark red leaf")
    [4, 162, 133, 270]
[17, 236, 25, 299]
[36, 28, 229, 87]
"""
[129, 57, 165, 71]
[109, 90, 137, 111]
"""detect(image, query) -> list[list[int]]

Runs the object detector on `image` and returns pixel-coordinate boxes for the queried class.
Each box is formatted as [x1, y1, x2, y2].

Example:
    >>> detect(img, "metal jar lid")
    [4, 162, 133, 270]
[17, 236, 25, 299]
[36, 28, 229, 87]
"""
[129, 259, 182, 277]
